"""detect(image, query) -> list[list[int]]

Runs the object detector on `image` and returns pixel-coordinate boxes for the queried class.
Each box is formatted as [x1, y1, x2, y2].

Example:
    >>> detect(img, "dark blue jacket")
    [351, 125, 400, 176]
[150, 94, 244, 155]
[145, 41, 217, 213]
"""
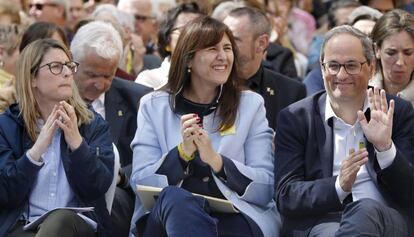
[275, 91, 414, 236]
[0, 104, 114, 237]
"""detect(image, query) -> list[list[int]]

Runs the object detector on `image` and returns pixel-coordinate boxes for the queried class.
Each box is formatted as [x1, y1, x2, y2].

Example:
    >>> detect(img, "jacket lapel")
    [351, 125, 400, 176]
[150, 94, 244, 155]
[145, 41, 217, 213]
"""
[315, 93, 334, 177]
[362, 109, 379, 182]
[105, 87, 125, 143]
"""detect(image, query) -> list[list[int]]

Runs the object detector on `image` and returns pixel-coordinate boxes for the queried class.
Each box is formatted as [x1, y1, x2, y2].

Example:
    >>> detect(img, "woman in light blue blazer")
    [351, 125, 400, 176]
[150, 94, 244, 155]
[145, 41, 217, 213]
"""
[130, 16, 280, 237]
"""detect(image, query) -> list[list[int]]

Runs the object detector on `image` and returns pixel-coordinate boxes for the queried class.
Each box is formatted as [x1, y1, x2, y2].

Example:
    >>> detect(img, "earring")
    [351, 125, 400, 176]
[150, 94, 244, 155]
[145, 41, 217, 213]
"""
[0, 60, 3, 68]
[187, 67, 191, 73]
[216, 84, 223, 103]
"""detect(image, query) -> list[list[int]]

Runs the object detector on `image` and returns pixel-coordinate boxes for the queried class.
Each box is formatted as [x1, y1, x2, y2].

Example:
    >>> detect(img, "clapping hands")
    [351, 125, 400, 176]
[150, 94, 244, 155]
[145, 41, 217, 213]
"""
[28, 101, 82, 161]
[55, 101, 82, 151]
[180, 113, 223, 172]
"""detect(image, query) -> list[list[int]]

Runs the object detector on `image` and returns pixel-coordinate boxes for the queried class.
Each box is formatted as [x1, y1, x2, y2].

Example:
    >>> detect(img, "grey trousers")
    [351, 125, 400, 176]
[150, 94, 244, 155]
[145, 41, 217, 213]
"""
[309, 199, 409, 237]
[6, 209, 96, 237]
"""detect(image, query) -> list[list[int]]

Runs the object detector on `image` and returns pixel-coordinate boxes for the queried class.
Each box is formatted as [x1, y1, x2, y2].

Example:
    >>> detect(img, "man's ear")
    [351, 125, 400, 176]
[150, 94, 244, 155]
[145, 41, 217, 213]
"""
[256, 34, 269, 54]
[374, 43, 381, 59]
[369, 59, 376, 76]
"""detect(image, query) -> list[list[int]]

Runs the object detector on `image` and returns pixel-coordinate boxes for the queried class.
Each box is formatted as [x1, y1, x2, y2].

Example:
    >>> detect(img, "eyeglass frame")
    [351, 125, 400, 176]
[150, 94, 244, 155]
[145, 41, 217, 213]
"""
[29, 3, 58, 11]
[321, 61, 368, 75]
[134, 14, 155, 22]
[37, 61, 80, 75]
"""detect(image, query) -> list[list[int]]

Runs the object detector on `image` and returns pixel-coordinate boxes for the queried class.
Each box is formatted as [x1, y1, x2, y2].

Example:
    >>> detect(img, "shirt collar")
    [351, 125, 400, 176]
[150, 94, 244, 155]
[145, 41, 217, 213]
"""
[246, 64, 264, 90]
[325, 94, 369, 123]
[93, 93, 105, 107]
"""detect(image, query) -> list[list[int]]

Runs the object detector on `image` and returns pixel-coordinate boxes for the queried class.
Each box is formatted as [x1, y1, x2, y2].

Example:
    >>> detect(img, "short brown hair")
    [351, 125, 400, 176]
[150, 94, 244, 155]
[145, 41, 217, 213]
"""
[371, 9, 414, 73]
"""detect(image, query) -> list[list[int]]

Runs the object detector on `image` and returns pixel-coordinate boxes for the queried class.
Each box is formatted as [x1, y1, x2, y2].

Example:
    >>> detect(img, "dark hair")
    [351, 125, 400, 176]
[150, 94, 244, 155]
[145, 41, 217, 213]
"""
[320, 25, 374, 65]
[73, 18, 94, 35]
[371, 9, 414, 49]
[348, 6, 383, 26]
[157, 2, 203, 58]
[167, 16, 241, 131]
[359, 0, 396, 10]
[19, 21, 68, 52]
[228, 6, 271, 38]
[371, 9, 414, 73]
[350, 14, 378, 26]
[328, 0, 361, 28]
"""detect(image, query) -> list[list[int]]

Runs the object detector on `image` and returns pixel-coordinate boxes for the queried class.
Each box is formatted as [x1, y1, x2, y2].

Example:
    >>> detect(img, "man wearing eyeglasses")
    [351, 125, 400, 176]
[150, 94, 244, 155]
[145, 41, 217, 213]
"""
[117, 0, 158, 55]
[275, 25, 414, 237]
[28, 0, 68, 29]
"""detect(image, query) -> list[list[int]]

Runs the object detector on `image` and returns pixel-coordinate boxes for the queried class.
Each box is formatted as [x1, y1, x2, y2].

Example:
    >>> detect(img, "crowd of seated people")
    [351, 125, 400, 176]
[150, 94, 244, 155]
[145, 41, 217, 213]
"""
[1, 0, 414, 236]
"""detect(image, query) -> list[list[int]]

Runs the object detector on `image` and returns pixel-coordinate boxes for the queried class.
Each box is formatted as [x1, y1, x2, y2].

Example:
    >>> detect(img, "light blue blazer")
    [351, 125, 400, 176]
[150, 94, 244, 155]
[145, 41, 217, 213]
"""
[129, 90, 280, 237]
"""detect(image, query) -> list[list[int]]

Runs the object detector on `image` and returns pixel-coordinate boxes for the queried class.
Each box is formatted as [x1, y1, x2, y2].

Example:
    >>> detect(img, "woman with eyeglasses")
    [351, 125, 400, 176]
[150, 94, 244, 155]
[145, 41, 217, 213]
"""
[130, 16, 279, 237]
[370, 9, 414, 106]
[135, 2, 203, 90]
[0, 38, 114, 237]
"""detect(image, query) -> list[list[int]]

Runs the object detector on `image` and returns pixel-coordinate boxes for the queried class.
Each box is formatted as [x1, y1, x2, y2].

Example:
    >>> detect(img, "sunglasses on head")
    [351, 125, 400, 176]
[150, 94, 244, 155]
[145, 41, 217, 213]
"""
[29, 3, 58, 11]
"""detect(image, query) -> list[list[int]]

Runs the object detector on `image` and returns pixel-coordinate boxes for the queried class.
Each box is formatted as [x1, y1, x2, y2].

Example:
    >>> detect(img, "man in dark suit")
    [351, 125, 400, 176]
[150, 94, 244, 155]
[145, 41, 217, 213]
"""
[71, 21, 151, 237]
[223, 7, 306, 130]
[264, 42, 298, 80]
[275, 25, 414, 237]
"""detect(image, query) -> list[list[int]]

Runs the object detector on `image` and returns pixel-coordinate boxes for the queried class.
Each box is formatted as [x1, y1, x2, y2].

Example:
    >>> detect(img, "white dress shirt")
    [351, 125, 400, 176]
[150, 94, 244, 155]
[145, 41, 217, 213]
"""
[25, 121, 97, 231]
[91, 93, 106, 119]
[324, 96, 396, 204]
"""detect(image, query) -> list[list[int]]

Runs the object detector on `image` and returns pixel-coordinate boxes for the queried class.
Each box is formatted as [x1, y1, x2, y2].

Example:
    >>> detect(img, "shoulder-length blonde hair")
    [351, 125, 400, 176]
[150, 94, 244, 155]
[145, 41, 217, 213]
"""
[15, 38, 93, 141]
[167, 16, 242, 131]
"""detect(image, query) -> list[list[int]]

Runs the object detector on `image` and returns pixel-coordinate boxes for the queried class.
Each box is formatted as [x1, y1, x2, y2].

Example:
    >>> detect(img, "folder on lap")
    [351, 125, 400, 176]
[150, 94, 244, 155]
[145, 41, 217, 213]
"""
[136, 185, 239, 213]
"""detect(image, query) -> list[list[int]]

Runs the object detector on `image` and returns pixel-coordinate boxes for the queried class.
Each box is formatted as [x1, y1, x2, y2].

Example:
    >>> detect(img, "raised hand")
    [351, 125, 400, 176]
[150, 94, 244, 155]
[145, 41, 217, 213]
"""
[194, 129, 223, 173]
[339, 148, 369, 192]
[28, 105, 60, 161]
[357, 88, 394, 151]
[56, 101, 82, 151]
[180, 113, 201, 159]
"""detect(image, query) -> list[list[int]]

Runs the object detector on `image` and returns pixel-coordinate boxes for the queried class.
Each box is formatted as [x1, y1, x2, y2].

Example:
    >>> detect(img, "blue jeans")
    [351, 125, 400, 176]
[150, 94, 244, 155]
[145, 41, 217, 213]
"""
[136, 186, 261, 237]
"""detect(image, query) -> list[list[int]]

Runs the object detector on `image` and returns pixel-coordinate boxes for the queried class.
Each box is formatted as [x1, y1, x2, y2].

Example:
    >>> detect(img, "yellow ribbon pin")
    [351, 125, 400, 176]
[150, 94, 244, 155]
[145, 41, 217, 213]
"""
[220, 124, 236, 136]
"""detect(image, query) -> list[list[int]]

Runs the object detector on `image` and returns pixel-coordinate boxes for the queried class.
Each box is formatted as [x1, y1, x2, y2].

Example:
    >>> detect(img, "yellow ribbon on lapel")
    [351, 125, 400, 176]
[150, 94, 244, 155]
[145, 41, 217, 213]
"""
[220, 124, 236, 136]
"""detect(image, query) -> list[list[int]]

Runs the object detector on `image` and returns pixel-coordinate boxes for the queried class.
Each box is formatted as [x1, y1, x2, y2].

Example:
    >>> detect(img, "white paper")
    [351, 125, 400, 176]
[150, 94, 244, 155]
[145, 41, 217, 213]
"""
[136, 185, 239, 213]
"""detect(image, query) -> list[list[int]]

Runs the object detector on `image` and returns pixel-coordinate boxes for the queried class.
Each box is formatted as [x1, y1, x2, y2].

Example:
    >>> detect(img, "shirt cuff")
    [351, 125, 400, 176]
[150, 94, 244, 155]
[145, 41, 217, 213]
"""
[26, 151, 43, 166]
[375, 142, 396, 169]
[335, 176, 350, 203]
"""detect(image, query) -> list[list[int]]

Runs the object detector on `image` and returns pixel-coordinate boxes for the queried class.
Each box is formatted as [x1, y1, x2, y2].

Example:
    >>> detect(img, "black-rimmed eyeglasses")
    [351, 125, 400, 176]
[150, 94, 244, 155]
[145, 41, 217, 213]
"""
[321, 61, 368, 75]
[29, 3, 58, 11]
[37, 61, 79, 75]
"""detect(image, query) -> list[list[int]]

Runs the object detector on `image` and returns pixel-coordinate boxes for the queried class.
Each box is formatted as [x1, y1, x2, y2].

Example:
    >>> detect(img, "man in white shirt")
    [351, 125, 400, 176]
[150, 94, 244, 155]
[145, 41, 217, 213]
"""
[275, 25, 414, 237]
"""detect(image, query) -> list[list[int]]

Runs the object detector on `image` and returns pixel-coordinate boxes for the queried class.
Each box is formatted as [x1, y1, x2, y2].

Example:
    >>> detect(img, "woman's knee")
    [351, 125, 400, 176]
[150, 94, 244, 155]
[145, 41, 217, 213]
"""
[156, 186, 208, 215]
[158, 186, 193, 208]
